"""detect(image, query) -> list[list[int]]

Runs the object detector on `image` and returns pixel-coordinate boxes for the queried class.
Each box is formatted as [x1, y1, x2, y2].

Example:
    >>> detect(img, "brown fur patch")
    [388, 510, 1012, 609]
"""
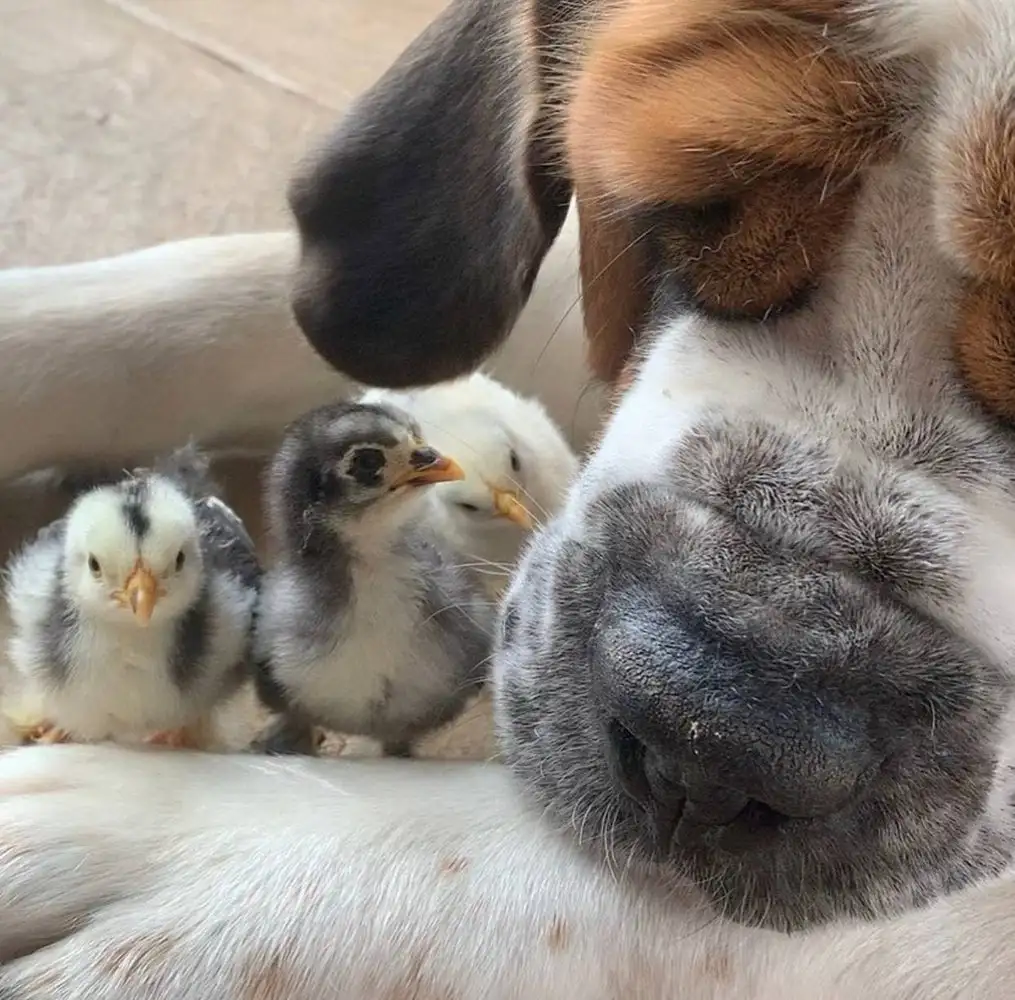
[545, 916, 570, 952]
[935, 104, 1015, 286]
[101, 932, 179, 984]
[657, 170, 860, 317]
[241, 952, 303, 1000]
[954, 281, 1015, 421]
[577, 195, 653, 382]
[568, 2, 901, 205]
[566, 0, 913, 380]
[438, 856, 469, 876]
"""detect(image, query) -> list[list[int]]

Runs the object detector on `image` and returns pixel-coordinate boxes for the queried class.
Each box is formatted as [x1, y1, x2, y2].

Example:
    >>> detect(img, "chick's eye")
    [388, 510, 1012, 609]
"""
[458, 502, 480, 513]
[510, 449, 521, 473]
[87, 555, 101, 576]
[347, 447, 386, 487]
[175, 550, 186, 572]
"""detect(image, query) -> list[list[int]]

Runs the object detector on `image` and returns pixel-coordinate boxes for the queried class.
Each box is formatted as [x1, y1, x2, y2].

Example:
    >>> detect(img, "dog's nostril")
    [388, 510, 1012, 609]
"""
[715, 801, 791, 853]
[605, 719, 688, 853]
[605, 718, 653, 808]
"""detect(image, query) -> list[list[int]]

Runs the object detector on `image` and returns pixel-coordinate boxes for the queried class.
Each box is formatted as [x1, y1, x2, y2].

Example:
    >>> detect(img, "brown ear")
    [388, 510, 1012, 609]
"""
[575, 192, 654, 384]
[568, 0, 917, 382]
[928, 25, 1015, 421]
[289, 0, 578, 387]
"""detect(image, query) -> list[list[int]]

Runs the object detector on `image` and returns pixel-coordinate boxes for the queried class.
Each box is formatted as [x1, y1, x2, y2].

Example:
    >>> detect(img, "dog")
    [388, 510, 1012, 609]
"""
[3, 0, 1015, 996]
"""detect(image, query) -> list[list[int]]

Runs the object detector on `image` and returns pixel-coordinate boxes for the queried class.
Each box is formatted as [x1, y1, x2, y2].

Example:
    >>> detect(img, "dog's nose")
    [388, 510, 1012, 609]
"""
[286, 131, 511, 388]
[593, 597, 880, 851]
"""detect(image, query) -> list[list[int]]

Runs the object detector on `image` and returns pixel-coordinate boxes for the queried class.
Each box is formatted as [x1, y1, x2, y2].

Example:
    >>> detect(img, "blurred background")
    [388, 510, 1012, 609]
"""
[1, 0, 444, 267]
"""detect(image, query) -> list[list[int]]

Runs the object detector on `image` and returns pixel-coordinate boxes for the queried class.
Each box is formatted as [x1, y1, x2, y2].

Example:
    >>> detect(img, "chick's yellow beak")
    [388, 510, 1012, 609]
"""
[119, 562, 161, 625]
[492, 488, 534, 530]
[393, 447, 466, 488]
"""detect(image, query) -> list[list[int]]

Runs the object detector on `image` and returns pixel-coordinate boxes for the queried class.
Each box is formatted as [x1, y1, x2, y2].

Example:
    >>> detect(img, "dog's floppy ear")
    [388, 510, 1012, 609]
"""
[567, 0, 919, 382]
[289, 0, 576, 387]
[926, 4, 1015, 423]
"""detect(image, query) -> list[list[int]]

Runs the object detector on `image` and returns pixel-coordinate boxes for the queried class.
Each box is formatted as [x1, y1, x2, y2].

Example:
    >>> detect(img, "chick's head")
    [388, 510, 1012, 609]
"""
[268, 401, 465, 543]
[363, 373, 579, 539]
[63, 475, 204, 627]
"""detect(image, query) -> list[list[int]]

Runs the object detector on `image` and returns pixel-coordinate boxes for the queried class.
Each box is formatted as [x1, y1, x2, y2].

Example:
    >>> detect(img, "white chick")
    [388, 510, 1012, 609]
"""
[360, 372, 578, 595]
[3, 446, 260, 749]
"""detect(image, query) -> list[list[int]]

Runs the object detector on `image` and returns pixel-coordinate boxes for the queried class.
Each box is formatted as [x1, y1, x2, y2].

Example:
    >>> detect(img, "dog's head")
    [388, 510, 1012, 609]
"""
[289, 0, 1015, 930]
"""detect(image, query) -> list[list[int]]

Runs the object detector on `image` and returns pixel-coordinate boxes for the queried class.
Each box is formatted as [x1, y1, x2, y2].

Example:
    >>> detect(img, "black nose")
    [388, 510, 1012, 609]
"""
[287, 132, 510, 389]
[593, 597, 880, 852]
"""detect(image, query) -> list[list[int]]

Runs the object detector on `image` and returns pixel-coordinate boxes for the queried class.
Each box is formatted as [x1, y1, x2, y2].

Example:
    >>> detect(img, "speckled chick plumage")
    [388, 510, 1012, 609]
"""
[252, 400, 495, 757]
[360, 372, 579, 596]
[3, 444, 260, 746]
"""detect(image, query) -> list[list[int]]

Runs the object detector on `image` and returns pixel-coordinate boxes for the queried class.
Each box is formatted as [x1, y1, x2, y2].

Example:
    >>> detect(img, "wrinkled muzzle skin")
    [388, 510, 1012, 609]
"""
[290, 0, 1015, 932]
[497, 468, 1014, 929]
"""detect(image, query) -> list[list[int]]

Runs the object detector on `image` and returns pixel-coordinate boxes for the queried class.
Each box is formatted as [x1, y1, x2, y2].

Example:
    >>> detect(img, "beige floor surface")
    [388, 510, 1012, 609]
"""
[0, 0, 499, 761]
[1, 0, 443, 267]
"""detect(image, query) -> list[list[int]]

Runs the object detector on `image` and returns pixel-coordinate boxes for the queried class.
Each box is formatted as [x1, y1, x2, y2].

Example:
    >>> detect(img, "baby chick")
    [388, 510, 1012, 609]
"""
[252, 401, 495, 758]
[4, 445, 260, 749]
[360, 372, 578, 595]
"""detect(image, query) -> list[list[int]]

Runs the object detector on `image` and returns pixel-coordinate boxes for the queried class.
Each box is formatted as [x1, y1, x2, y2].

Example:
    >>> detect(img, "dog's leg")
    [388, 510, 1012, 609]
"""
[0, 209, 601, 488]
[0, 232, 353, 482]
[0, 743, 1012, 1000]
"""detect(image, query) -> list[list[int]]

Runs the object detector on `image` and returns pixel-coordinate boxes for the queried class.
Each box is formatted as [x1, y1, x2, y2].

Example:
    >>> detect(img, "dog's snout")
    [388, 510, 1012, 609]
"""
[594, 598, 881, 852]
[287, 123, 517, 389]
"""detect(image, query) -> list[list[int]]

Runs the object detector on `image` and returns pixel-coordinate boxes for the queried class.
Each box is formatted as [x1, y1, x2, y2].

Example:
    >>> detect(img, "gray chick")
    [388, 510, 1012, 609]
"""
[252, 401, 495, 758]
[4, 444, 260, 749]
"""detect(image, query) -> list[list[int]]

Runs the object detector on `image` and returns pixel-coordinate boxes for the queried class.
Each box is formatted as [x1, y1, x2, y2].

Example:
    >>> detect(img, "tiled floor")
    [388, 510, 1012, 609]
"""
[1, 0, 444, 267]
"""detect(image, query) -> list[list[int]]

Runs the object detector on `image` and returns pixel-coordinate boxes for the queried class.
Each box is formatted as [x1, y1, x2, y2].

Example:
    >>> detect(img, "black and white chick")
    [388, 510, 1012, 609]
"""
[252, 400, 496, 758]
[3, 445, 260, 749]
[360, 372, 579, 597]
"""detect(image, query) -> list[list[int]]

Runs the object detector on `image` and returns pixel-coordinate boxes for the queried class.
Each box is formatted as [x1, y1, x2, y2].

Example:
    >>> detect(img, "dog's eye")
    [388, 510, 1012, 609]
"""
[88, 555, 101, 577]
[175, 551, 186, 572]
[457, 502, 480, 513]
[509, 449, 521, 473]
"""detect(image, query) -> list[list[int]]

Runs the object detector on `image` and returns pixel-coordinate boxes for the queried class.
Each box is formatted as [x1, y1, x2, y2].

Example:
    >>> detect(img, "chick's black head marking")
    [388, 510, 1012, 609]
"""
[120, 479, 152, 540]
[267, 401, 460, 555]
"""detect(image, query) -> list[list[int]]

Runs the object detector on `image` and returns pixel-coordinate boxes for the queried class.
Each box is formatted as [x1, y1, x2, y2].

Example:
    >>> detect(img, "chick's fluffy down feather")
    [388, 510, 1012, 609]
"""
[360, 373, 579, 592]
[3, 446, 260, 744]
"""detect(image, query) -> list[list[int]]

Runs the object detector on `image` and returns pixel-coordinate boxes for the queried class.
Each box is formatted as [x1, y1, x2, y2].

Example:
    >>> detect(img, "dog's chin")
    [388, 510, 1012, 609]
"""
[493, 506, 1015, 932]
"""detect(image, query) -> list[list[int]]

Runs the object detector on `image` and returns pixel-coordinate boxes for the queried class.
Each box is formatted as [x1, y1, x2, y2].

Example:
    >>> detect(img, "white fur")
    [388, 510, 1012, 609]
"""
[0, 744, 1014, 999]
[362, 373, 580, 591]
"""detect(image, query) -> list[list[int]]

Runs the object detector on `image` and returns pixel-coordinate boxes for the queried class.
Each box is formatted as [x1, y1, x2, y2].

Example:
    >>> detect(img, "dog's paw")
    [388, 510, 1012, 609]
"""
[0, 744, 319, 999]
[0, 742, 466, 1000]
